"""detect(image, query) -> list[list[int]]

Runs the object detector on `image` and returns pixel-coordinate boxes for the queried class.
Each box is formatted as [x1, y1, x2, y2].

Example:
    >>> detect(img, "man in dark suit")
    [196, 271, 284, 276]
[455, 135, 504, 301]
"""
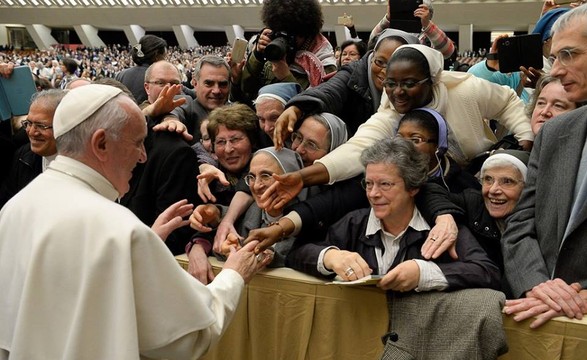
[501, 6, 587, 328]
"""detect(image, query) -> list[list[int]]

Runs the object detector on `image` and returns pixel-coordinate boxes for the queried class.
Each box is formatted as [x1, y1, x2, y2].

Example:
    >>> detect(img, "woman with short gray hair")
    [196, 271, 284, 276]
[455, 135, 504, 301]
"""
[287, 137, 500, 293]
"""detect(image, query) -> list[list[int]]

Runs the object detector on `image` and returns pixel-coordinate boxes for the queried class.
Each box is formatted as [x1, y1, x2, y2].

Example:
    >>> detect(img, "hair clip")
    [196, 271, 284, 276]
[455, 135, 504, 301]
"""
[134, 44, 144, 58]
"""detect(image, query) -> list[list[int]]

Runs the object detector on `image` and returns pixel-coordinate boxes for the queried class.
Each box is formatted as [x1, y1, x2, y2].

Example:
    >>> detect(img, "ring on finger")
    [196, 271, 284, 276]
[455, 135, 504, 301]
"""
[344, 267, 354, 277]
[256, 253, 264, 262]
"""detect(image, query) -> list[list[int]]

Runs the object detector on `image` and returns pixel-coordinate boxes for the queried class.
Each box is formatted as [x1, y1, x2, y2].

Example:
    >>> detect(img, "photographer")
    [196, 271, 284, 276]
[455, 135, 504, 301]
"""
[236, 0, 337, 104]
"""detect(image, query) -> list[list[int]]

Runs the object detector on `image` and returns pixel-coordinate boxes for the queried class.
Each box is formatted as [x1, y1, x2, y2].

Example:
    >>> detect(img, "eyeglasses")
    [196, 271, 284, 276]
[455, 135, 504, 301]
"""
[291, 132, 325, 153]
[479, 175, 524, 189]
[398, 135, 437, 145]
[383, 78, 430, 91]
[21, 120, 53, 131]
[146, 79, 181, 86]
[244, 173, 274, 187]
[372, 58, 387, 68]
[214, 135, 246, 149]
[361, 178, 395, 192]
[548, 47, 586, 67]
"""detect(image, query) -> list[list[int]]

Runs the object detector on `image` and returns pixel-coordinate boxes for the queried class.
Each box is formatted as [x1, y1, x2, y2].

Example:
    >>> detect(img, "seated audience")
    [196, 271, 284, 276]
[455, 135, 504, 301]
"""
[286, 137, 500, 292]
[0, 89, 66, 208]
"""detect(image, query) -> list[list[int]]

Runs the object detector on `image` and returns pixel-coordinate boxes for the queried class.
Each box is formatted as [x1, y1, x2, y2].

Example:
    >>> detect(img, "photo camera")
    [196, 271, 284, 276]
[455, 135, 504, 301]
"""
[265, 31, 296, 63]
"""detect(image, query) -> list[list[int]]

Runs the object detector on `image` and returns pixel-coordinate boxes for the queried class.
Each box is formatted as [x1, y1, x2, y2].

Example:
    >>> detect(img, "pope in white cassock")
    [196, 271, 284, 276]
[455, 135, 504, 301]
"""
[0, 84, 264, 360]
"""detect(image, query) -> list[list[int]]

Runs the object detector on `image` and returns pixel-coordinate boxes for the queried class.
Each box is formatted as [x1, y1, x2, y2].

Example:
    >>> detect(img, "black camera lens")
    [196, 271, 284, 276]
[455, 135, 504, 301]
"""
[265, 37, 288, 62]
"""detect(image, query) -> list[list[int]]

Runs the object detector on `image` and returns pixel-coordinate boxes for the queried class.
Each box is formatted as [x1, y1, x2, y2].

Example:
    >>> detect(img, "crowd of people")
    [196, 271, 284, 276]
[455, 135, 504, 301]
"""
[1, 0, 587, 359]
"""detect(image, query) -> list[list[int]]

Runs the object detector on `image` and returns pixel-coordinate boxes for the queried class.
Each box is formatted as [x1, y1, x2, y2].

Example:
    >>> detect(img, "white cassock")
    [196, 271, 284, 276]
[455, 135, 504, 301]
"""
[0, 155, 244, 360]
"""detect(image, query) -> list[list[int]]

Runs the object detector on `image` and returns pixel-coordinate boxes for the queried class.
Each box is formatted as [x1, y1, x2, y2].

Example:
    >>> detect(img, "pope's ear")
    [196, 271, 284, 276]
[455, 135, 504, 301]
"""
[90, 128, 109, 161]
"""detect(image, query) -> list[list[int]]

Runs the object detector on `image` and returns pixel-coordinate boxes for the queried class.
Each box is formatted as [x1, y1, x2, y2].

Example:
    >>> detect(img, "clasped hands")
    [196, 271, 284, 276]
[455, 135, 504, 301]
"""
[504, 279, 587, 328]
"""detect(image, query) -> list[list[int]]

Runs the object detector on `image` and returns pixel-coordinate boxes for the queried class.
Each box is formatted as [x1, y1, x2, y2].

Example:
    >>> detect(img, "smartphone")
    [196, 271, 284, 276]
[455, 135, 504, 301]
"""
[388, 0, 424, 33]
[389, 0, 423, 13]
[231, 38, 248, 65]
[497, 34, 543, 73]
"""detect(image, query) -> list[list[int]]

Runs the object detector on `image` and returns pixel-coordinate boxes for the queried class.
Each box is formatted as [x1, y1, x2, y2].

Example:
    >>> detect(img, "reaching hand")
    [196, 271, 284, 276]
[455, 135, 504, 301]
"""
[259, 172, 303, 211]
[151, 199, 193, 241]
[152, 117, 193, 142]
[519, 66, 544, 89]
[244, 218, 294, 254]
[421, 214, 459, 260]
[189, 204, 221, 232]
[197, 164, 229, 203]
[273, 106, 302, 149]
[143, 84, 187, 118]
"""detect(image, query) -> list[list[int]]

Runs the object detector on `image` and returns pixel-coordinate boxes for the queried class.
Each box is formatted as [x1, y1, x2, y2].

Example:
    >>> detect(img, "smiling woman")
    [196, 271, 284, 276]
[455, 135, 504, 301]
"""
[448, 149, 529, 273]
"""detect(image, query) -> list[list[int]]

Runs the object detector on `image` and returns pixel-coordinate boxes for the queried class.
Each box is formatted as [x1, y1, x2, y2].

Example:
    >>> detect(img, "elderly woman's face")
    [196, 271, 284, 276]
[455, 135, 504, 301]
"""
[531, 81, 577, 135]
[481, 166, 524, 219]
[247, 152, 283, 206]
[385, 59, 433, 114]
[214, 126, 252, 174]
[364, 163, 418, 233]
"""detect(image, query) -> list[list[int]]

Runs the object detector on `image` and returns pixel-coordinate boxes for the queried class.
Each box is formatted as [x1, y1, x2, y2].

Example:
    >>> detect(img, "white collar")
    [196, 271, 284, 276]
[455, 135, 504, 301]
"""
[366, 206, 430, 237]
[47, 155, 119, 201]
